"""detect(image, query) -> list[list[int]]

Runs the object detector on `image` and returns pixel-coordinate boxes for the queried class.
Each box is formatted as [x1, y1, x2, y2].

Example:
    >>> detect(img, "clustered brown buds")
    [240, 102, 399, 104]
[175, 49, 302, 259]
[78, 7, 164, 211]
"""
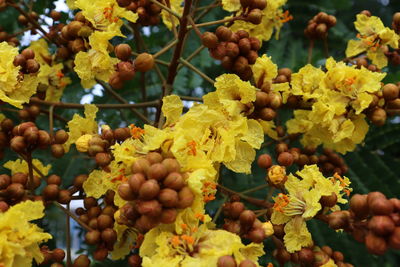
[13, 48, 40, 74]
[217, 255, 258, 267]
[222, 198, 268, 243]
[273, 245, 353, 267]
[238, 0, 268, 25]
[116, 152, 194, 232]
[76, 192, 119, 261]
[327, 192, 400, 255]
[392, 12, 400, 33]
[305, 12, 337, 39]
[119, 0, 162, 26]
[365, 83, 400, 125]
[202, 27, 261, 80]
[39, 246, 66, 266]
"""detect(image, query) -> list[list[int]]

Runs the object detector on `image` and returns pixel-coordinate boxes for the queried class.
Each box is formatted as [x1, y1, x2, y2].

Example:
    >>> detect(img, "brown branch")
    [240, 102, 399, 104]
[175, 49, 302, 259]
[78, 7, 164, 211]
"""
[54, 202, 92, 232]
[66, 203, 72, 267]
[217, 184, 272, 208]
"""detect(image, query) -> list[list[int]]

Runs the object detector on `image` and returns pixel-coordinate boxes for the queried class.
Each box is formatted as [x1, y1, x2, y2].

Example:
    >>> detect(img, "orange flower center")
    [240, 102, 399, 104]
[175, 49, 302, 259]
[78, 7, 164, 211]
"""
[129, 124, 145, 139]
[202, 181, 217, 202]
[187, 140, 197, 156]
[278, 10, 293, 24]
[103, 5, 119, 23]
[273, 193, 290, 212]
[331, 173, 351, 196]
[356, 33, 381, 51]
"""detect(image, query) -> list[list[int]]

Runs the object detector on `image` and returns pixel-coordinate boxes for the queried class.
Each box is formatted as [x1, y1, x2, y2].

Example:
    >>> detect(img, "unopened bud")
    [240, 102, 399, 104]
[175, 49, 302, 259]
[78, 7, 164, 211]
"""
[158, 188, 179, 208]
[177, 186, 194, 209]
[139, 179, 160, 200]
[202, 32, 218, 49]
[136, 199, 162, 217]
[365, 232, 388, 255]
[217, 255, 237, 267]
[216, 26, 232, 42]
[134, 53, 154, 72]
[247, 9, 263, 24]
[115, 44, 132, 61]
[163, 172, 185, 190]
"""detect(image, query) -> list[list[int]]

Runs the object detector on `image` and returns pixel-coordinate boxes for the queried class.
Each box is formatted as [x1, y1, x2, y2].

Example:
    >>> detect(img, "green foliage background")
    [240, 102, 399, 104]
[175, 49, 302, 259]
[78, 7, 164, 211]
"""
[1, 0, 400, 266]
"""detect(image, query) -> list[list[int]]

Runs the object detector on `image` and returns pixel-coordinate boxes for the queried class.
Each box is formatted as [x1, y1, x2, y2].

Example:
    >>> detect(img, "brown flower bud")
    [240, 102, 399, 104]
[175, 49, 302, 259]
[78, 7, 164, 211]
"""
[365, 232, 387, 255]
[21, 48, 35, 60]
[247, 50, 258, 64]
[240, 0, 252, 8]
[10, 136, 26, 152]
[7, 183, 25, 199]
[0, 201, 9, 212]
[26, 59, 40, 73]
[249, 37, 261, 51]
[239, 259, 256, 267]
[131, 158, 151, 174]
[128, 254, 142, 267]
[0, 174, 11, 190]
[328, 211, 349, 230]
[368, 215, 395, 236]
[18, 109, 31, 121]
[95, 152, 112, 167]
[136, 199, 162, 217]
[117, 61, 136, 81]
[382, 83, 399, 101]
[118, 183, 136, 201]
[93, 247, 108, 261]
[117, 0, 132, 7]
[139, 179, 160, 200]
[13, 54, 26, 68]
[67, 21, 83, 37]
[269, 92, 282, 109]
[274, 248, 291, 265]
[259, 107, 276, 121]
[247, 227, 266, 243]
[128, 173, 146, 193]
[238, 38, 251, 55]
[257, 154, 272, 169]
[12, 172, 28, 185]
[277, 152, 294, 167]
[73, 174, 88, 189]
[177, 186, 194, 209]
[158, 208, 177, 224]
[316, 23, 327, 37]
[87, 206, 101, 219]
[247, 9, 263, 24]
[134, 53, 154, 72]
[217, 255, 237, 267]
[109, 72, 124, 89]
[393, 12, 400, 25]
[350, 194, 369, 219]
[46, 174, 61, 185]
[202, 32, 218, 49]
[239, 210, 256, 226]
[389, 227, 400, 249]
[50, 10, 62, 21]
[73, 255, 91, 267]
[163, 172, 185, 190]
[51, 144, 65, 158]
[226, 201, 243, 219]
[370, 197, 394, 216]
[161, 158, 180, 173]
[225, 42, 240, 58]
[69, 38, 85, 54]
[43, 184, 60, 200]
[114, 127, 131, 141]
[320, 192, 338, 208]
[54, 129, 69, 144]
[97, 214, 114, 230]
[298, 247, 314, 264]
[216, 26, 233, 42]
[158, 188, 179, 208]
[326, 15, 337, 27]
[146, 163, 168, 181]
[115, 44, 132, 61]
[134, 214, 159, 232]
[1, 118, 14, 133]
[38, 130, 51, 148]
[146, 151, 163, 164]
[255, 91, 269, 108]
[223, 220, 241, 234]
[58, 189, 71, 204]
[251, 0, 267, 10]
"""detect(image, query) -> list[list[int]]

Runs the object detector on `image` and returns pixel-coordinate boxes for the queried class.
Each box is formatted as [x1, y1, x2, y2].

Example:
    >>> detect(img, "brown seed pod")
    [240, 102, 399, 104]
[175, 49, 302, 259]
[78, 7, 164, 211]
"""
[163, 172, 185, 190]
[177, 186, 194, 209]
[160, 208, 178, 224]
[134, 53, 154, 72]
[158, 188, 179, 208]
[139, 179, 160, 200]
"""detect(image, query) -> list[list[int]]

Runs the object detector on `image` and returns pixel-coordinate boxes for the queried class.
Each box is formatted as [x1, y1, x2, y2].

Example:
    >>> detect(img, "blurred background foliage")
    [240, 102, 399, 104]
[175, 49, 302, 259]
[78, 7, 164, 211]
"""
[1, 0, 400, 266]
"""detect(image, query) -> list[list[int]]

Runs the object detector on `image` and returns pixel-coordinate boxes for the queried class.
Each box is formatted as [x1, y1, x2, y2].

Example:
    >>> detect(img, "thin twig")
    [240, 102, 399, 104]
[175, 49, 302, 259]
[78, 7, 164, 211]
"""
[179, 96, 203, 102]
[153, 39, 178, 58]
[54, 202, 93, 232]
[187, 16, 202, 39]
[217, 184, 272, 208]
[66, 203, 72, 267]
[26, 152, 34, 192]
[49, 105, 55, 137]
[192, 17, 239, 28]
[307, 39, 314, 64]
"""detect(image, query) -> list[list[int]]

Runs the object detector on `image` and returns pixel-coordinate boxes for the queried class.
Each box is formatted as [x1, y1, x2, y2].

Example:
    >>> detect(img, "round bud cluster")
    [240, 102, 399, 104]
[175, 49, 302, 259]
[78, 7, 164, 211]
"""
[41, 174, 72, 204]
[39, 246, 66, 266]
[305, 12, 337, 39]
[352, 57, 381, 72]
[13, 48, 41, 74]
[238, 0, 267, 25]
[9, 121, 51, 152]
[336, 192, 400, 255]
[116, 152, 195, 232]
[17, 104, 40, 121]
[57, 12, 94, 58]
[316, 148, 348, 176]
[392, 12, 400, 34]
[217, 255, 258, 267]
[273, 245, 354, 267]
[0, 173, 35, 206]
[202, 27, 261, 81]
[0, 26, 20, 46]
[369, 83, 400, 120]
[222, 200, 267, 243]
[77, 192, 119, 260]
[120, 0, 162, 26]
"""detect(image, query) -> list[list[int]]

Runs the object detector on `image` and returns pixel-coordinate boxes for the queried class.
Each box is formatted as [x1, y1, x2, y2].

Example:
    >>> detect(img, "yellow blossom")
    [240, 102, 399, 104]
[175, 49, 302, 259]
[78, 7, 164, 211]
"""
[0, 42, 39, 108]
[0, 201, 52, 267]
[3, 158, 51, 177]
[346, 14, 399, 68]
[161, 0, 183, 30]
[271, 165, 351, 252]
[162, 95, 184, 126]
[229, 0, 291, 41]
[290, 64, 325, 100]
[75, 0, 138, 34]
[221, 0, 241, 12]
[140, 220, 264, 267]
[74, 30, 119, 88]
[64, 104, 98, 152]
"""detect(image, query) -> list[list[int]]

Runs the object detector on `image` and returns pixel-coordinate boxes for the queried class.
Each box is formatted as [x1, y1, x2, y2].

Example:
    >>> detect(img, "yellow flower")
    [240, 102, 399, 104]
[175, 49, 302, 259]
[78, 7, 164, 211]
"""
[64, 104, 98, 152]
[268, 165, 286, 185]
[3, 159, 51, 177]
[111, 210, 138, 260]
[161, 0, 183, 30]
[229, 0, 291, 41]
[28, 39, 71, 102]
[0, 42, 39, 108]
[162, 95, 183, 126]
[140, 219, 264, 267]
[0, 201, 52, 267]
[75, 0, 138, 34]
[74, 30, 119, 88]
[346, 14, 399, 68]
[221, 0, 241, 12]
[271, 165, 351, 252]
[290, 64, 325, 100]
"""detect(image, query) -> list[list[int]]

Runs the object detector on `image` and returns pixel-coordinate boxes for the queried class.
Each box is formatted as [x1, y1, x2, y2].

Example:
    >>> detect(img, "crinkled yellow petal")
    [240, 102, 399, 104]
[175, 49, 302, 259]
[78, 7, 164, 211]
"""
[162, 95, 183, 126]
[3, 159, 51, 177]
[283, 217, 313, 253]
